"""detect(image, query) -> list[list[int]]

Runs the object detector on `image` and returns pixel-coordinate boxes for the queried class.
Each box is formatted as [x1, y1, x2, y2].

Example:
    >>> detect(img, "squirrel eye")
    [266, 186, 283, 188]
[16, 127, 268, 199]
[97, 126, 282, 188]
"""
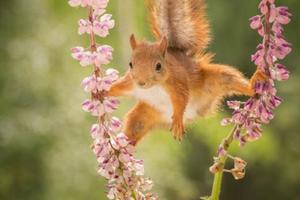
[129, 62, 133, 69]
[155, 62, 162, 72]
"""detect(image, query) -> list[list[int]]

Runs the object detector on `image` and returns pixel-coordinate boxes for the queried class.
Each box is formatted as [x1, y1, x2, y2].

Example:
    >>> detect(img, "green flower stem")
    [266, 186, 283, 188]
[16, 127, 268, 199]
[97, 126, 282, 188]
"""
[131, 191, 138, 200]
[210, 168, 224, 200]
[210, 125, 238, 200]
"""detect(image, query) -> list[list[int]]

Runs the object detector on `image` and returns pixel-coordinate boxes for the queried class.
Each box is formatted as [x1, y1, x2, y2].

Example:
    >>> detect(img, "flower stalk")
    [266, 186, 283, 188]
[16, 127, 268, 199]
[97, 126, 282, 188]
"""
[209, 0, 292, 199]
[210, 125, 237, 200]
[69, 1, 156, 199]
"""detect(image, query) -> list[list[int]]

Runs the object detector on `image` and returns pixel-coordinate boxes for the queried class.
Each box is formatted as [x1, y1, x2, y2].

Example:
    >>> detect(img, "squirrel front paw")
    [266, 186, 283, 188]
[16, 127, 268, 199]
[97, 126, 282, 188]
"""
[171, 117, 186, 141]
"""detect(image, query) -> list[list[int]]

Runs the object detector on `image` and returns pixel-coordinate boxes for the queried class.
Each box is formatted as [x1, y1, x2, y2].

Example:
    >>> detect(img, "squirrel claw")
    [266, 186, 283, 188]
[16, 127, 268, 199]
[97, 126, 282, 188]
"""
[171, 119, 186, 141]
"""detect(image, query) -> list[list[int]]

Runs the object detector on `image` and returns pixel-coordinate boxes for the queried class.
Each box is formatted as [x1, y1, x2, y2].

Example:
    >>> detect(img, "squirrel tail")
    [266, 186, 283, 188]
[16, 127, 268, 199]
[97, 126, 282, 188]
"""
[146, 0, 211, 56]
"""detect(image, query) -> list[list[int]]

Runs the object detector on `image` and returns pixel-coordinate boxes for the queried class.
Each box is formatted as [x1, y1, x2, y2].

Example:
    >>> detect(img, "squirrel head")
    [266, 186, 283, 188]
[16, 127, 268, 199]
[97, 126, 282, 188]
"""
[128, 34, 169, 89]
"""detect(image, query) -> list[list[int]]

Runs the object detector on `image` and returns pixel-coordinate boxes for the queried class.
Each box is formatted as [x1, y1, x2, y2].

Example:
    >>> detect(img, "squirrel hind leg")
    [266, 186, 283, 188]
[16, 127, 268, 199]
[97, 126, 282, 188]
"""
[123, 102, 161, 145]
[211, 64, 255, 97]
[222, 69, 268, 97]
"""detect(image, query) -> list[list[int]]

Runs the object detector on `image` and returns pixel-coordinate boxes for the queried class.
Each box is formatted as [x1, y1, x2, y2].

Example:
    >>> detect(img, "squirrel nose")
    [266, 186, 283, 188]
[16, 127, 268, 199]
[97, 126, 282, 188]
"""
[138, 81, 146, 87]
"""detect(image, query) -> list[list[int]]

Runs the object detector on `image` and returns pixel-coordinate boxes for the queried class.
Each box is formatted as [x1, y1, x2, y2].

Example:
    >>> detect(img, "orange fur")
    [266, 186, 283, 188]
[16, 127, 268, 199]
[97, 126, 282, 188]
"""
[146, 0, 211, 56]
[108, 0, 266, 144]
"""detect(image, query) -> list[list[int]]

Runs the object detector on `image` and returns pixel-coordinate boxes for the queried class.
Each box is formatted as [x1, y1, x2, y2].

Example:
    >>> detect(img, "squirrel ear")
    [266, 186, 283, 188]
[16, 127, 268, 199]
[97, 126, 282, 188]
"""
[130, 34, 137, 50]
[159, 36, 168, 57]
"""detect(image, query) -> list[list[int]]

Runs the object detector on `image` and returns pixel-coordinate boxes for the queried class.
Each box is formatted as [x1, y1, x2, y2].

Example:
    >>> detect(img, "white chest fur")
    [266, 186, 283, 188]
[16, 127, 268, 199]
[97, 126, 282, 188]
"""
[129, 86, 199, 123]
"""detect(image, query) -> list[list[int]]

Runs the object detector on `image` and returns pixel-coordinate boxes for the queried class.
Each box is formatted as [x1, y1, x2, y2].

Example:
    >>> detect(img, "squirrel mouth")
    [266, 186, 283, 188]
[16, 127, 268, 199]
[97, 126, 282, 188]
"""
[137, 82, 152, 89]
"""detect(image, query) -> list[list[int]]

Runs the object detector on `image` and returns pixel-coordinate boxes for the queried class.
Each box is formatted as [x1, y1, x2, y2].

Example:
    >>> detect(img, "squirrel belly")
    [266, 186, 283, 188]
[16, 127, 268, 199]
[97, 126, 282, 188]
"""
[128, 85, 201, 123]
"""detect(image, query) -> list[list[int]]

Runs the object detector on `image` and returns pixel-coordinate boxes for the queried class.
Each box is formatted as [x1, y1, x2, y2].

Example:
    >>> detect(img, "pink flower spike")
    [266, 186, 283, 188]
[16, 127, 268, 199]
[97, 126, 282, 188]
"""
[70, 0, 156, 198]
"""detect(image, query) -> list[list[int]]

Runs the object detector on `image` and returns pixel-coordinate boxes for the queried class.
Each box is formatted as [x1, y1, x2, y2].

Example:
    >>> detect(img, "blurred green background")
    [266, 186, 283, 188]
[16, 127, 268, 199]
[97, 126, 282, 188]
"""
[0, 0, 299, 200]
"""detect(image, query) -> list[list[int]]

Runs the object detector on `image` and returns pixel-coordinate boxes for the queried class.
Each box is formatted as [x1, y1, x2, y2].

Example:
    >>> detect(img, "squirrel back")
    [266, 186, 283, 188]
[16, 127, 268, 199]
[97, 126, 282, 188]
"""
[146, 0, 211, 56]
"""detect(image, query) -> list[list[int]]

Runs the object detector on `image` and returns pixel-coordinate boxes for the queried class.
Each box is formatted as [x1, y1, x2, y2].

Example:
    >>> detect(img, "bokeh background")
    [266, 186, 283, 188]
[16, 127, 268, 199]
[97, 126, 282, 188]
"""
[0, 0, 299, 200]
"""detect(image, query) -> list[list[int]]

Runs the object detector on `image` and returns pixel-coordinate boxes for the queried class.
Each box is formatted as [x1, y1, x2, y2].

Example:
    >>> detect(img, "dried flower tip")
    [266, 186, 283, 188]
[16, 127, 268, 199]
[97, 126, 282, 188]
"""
[231, 168, 246, 180]
[234, 157, 247, 170]
[209, 163, 222, 174]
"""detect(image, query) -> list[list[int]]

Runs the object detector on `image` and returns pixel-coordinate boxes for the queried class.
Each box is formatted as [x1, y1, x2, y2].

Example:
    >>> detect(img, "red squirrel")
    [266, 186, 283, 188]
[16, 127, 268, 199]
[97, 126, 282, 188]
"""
[108, 0, 265, 144]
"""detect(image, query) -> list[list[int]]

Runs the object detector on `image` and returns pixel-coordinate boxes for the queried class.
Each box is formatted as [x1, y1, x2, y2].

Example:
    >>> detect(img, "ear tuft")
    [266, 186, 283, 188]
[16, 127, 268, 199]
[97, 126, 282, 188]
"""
[130, 34, 137, 50]
[159, 36, 168, 57]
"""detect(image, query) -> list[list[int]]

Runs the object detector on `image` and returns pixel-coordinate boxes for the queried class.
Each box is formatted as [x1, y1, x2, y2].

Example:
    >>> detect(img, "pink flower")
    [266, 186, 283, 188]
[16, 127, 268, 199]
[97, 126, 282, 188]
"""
[97, 45, 113, 64]
[99, 76, 113, 91]
[81, 74, 115, 92]
[269, 4, 277, 23]
[82, 99, 104, 116]
[111, 133, 129, 150]
[106, 68, 119, 81]
[71, 45, 113, 67]
[133, 159, 145, 176]
[272, 36, 292, 60]
[78, 19, 92, 35]
[90, 123, 106, 139]
[249, 15, 262, 30]
[93, 14, 115, 37]
[103, 98, 119, 113]
[251, 44, 266, 68]
[270, 64, 290, 81]
[271, 42, 292, 60]
[259, 0, 275, 15]
[81, 75, 98, 93]
[276, 7, 291, 24]
[71, 47, 93, 67]
[91, 0, 109, 9]
[272, 21, 284, 34]
[110, 117, 122, 131]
